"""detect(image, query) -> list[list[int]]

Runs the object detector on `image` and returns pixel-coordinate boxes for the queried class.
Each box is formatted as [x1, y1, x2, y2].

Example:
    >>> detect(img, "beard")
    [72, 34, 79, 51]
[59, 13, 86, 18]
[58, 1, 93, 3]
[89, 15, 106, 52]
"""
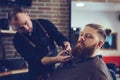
[71, 41, 97, 59]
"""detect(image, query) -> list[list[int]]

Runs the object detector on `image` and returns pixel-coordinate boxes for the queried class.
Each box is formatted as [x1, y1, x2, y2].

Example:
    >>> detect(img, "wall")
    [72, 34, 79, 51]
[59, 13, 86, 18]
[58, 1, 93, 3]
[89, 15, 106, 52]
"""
[0, 0, 70, 59]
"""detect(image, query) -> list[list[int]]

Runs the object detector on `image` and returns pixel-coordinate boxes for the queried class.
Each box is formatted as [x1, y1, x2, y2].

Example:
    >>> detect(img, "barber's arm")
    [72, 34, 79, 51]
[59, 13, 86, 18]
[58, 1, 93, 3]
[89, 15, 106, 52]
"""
[39, 19, 71, 49]
[41, 50, 71, 65]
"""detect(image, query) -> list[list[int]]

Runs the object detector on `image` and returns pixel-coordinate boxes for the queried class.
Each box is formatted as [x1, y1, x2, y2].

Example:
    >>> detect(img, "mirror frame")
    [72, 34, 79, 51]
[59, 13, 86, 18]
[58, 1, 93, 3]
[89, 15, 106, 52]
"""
[101, 33, 118, 50]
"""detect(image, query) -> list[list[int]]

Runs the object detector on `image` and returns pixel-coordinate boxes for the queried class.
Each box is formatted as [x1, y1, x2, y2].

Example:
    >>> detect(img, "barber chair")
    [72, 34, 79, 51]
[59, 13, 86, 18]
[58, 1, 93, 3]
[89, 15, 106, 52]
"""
[106, 63, 117, 80]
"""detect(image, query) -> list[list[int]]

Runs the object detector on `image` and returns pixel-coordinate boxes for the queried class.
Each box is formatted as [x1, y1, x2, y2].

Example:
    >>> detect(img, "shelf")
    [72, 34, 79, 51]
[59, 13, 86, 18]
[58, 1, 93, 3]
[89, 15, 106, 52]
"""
[0, 30, 16, 34]
[0, 68, 28, 77]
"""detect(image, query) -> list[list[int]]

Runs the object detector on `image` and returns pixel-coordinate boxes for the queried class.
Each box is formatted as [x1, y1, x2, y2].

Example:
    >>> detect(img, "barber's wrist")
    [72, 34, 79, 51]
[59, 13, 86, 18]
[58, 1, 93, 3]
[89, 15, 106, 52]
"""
[54, 56, 60, 63]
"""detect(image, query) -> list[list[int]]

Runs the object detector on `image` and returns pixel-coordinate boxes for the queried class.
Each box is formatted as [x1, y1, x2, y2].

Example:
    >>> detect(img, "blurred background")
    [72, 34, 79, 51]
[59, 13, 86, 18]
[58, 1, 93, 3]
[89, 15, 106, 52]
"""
[0, 0, 120, 80]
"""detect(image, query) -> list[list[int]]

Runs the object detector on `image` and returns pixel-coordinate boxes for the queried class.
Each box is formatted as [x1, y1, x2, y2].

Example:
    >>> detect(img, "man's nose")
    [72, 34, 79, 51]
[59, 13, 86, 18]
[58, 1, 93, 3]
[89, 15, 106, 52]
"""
[78, 36, 85, 42]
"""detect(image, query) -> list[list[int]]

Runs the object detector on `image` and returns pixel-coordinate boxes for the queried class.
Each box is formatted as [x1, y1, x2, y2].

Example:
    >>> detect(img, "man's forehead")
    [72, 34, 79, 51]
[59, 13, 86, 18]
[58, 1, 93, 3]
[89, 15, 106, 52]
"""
[12, 14, 26, 22]
[80, 26, 99, 38]
[81, 26, 97, 33]
[11, 18, 22, 26]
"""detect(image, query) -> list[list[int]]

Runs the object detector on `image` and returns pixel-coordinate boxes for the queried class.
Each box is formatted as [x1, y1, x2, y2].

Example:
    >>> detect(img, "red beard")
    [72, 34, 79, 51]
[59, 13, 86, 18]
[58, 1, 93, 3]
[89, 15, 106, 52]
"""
[71, 41, 96, 59]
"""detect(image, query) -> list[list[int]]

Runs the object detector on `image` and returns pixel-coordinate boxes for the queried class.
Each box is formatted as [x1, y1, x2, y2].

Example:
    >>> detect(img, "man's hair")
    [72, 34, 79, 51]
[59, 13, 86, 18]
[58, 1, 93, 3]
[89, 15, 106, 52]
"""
[8, 8, 27, 21]
[85, 23, 111, 41]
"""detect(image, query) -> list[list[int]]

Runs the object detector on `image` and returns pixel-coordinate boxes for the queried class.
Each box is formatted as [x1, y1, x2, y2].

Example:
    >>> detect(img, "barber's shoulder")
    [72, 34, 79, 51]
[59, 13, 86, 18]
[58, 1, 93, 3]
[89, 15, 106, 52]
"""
[36, 19, 50, 23]
[31, 19, 50, 26]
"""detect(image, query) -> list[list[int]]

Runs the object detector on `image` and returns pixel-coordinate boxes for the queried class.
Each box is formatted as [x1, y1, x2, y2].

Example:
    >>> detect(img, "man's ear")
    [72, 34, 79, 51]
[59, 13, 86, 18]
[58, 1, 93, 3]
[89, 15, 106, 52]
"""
[96, 41, 104, 49]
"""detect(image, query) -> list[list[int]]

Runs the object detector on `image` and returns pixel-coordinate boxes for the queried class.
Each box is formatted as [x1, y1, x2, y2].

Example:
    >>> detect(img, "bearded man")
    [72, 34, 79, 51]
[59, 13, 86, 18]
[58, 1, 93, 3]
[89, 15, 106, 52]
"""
[48, 23, 113, 80]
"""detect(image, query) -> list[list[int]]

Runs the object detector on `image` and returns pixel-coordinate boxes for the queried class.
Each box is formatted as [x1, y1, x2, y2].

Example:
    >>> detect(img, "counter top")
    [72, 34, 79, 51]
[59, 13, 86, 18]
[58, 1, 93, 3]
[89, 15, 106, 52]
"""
[0, 30, 16, 34]
[0, 68, 28, 77]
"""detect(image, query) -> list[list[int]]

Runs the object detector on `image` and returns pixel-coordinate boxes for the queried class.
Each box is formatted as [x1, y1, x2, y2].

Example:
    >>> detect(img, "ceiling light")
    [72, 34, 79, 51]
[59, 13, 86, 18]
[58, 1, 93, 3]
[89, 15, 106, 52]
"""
[73, 28, 77, 31]
[76, 3, 85, 7]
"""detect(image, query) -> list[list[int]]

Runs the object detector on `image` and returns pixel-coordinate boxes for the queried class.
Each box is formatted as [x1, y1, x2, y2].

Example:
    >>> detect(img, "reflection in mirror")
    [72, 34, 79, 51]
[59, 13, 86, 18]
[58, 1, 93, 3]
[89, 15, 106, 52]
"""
[71, 1, 119, 49]
[102, 33, 117, 50]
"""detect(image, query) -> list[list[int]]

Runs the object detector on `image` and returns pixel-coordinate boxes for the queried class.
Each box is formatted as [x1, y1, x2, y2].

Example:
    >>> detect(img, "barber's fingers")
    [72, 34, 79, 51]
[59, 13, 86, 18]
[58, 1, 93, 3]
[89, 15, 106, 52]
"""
[65, 45, 71, 51]
[62, 56, 71, 62]
[58, 55, 71, 62]
[58, 50, 66, 55]
[58, 50, 71, 57]
[63, 42, 71, 51]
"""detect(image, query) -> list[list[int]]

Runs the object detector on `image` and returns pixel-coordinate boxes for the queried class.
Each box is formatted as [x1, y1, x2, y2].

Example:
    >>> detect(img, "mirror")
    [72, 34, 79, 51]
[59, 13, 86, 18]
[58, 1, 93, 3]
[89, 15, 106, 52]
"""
[71, 1, 119, 50]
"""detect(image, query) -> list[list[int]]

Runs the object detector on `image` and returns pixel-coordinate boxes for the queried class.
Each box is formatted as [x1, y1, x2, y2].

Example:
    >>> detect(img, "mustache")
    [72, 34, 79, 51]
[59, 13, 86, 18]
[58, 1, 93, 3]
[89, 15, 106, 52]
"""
[76, 40, 85, 46]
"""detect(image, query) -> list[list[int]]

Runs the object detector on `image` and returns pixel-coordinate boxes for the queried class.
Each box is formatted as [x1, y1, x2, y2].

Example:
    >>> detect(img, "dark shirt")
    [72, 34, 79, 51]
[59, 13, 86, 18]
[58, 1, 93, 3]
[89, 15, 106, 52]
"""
[13, 19, 68, 76]
[48, 56, 112, 80]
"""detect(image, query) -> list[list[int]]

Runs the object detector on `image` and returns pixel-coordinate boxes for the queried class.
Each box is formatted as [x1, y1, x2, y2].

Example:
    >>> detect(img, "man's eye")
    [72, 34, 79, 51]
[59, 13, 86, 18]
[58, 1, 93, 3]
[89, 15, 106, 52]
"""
[85, 34, 92, 38]
[80, 34, 83, 36]
[24, 21, 27, 25]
